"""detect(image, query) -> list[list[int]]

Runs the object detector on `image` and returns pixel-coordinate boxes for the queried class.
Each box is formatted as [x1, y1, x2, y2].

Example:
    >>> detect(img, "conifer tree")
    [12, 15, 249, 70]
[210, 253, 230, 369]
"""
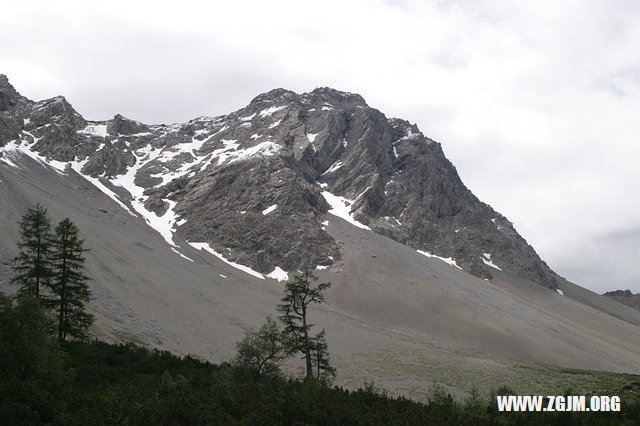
[11, 204, 53, 299]
[311, 329, 336, 380]
[277, 271, 330, 379]
[50, 218, 93, 341]
[234, 316, 289, 376]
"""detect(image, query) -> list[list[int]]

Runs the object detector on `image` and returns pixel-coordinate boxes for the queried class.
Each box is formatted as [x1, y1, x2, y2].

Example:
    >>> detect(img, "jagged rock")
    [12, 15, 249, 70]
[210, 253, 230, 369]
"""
[603, 289, 640, 311]
[0, 74, 560, 288]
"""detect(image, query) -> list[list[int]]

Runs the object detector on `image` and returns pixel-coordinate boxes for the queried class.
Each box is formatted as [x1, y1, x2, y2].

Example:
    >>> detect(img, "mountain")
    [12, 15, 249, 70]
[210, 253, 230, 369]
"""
[0, 75, 557, 288]
[1, 75, 639, 398]
[604, 289, 640, 311]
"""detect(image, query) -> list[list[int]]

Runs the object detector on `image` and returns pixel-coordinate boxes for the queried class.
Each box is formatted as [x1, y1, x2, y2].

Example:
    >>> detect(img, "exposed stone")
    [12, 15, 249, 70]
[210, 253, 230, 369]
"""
[0, 75, 560, 288]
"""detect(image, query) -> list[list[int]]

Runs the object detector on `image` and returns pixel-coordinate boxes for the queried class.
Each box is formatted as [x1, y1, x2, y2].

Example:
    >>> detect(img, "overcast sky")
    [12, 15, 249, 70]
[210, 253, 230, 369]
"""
[2, 0, 639, 293]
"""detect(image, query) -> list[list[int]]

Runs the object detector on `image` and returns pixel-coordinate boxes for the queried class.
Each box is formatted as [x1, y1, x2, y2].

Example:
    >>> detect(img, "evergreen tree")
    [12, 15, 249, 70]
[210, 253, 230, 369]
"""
[50, 218, 93, 342]
[311, 329, 336, 380]
[277, 271, 330, 379]
[11, 204, 54, 299]
[234, 316, 289, 376]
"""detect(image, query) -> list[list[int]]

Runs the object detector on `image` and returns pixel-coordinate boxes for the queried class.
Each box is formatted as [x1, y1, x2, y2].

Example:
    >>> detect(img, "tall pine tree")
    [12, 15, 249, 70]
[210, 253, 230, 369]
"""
[277, 271, 330, 379]
[11, 204, 54, 299]
[50, 218, 93, 342]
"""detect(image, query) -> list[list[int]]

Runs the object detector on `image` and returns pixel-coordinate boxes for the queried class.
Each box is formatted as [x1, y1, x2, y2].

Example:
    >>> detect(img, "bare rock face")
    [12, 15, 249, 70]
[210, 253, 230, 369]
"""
[0, 75, 32, 145]
[0, 75, 559, 287]
[603, 290, 640, 311]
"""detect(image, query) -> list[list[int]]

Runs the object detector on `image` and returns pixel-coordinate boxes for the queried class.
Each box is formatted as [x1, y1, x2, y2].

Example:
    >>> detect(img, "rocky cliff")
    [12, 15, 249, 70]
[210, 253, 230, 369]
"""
[0, 75, 558, 288]
[603, 289, 640, 311]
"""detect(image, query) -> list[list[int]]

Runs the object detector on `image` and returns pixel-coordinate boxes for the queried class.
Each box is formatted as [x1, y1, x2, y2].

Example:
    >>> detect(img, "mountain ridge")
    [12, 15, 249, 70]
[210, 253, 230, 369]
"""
[0, 75, 558, 289]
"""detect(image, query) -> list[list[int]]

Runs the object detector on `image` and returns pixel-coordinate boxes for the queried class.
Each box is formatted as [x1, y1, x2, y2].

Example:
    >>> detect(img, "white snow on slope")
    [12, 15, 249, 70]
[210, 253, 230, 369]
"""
[321, 191, 371, 230]
[0, 135, 68, 175]
[556, 289, 564, 296]
[69, 159, 137, 216]
[78, 123, 109, 137]
[259, 106, 285, 117]
[417, 250, 462, 270]
[106, 145, 185, 247]
[188, 242, 265, 279]
[262, 204, 277, 215]
[171, 247, 194, 262]
[323, 160, 343, 175]
[266, 267, 289, 281]
[307, 133, 318, 143]
[481, 253, 502, 271]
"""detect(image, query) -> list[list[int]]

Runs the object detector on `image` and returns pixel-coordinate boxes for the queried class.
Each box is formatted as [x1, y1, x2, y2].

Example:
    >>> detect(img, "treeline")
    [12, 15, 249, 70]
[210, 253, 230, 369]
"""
[1, 321, 638, 424]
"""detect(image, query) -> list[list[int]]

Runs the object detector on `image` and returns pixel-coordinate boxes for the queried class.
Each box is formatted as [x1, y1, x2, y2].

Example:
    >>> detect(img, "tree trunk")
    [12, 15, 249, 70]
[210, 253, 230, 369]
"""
[302, 304, 312, 379]
[58, 247, 67, 342]
[36, 234, 41, 298]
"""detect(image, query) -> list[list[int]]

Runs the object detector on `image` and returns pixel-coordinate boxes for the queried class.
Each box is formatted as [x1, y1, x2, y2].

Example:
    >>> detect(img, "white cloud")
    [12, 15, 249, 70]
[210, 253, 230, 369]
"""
[2, 0, 639, 292]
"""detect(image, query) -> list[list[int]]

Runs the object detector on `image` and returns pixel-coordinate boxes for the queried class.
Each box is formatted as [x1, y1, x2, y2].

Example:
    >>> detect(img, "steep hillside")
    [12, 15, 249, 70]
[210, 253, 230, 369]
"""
[604, 290, 640, 311]
[0, 75, 557, 288]
[2, 76, 639, 399]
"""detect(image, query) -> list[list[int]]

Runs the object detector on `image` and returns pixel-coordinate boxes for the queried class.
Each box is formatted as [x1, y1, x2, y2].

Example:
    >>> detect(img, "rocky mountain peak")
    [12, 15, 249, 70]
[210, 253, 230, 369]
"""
[603, 289, 640, 311]
[303, 87, 367, 109]
[0, 77, 560, 289]
[0, 74, 26, 112]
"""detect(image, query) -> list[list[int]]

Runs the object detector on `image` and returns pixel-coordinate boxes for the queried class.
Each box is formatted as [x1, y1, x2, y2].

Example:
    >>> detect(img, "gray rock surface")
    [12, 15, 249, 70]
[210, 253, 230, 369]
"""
[0, 75, 558, 287]
[603, 289, 640, 311]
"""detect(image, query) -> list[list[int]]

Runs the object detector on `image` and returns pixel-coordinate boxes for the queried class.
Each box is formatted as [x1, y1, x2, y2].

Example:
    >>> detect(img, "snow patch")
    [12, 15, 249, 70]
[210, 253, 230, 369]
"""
[321, 191, 371, 230]
[323, 160, 343, 175]
[188, 242, 264, 279]
[307, 133, 318, 143]
[417, 250, 462, 270]
[269, 120, 281, 129]
[79, 123, 109, 137]
[481, 257, 502, 271]
[262, 204, 277, 215]
[171, 247, 194, 262]
[259, 106, 285, 117]
[316, 265, 329, 270]
[266, 267, 289, 282]
[556, 289, 564, 296]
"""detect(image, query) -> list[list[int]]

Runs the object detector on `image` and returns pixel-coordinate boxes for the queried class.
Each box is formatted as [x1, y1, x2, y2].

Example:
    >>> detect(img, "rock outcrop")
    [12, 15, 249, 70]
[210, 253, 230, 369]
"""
[0, 75, 559, 288]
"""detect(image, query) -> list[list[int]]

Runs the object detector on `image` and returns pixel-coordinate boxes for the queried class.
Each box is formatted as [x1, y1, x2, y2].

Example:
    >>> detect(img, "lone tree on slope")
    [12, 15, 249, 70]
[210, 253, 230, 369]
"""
[234, 316, 289, 376]
[50, 218, 93, 341]
[277, 271, 331, 379]
[11, 204, 54, 299]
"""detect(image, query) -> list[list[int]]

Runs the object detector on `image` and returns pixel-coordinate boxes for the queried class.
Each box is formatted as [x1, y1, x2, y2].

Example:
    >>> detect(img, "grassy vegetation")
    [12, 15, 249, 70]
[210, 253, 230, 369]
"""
[345, 347, 640, 403]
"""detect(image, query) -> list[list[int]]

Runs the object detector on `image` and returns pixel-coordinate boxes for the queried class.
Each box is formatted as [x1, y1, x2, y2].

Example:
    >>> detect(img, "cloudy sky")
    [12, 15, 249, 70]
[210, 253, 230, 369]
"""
[2, 0, 639, 293]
